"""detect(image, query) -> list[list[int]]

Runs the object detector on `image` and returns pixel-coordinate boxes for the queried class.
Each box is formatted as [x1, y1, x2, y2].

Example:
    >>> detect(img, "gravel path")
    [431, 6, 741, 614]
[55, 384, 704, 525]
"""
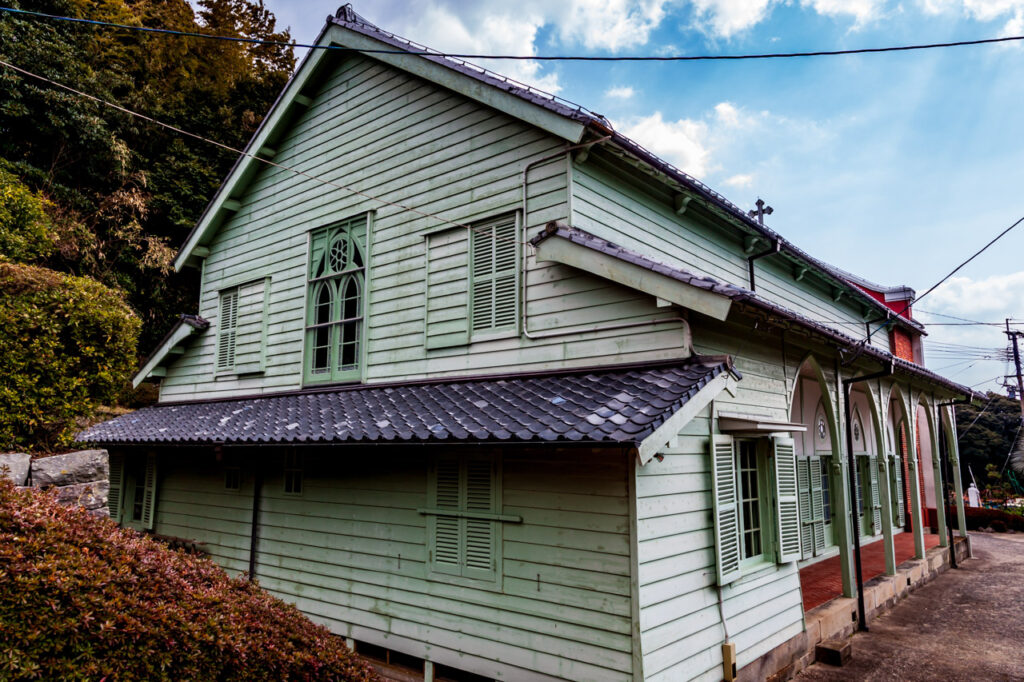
[797, 532, 1024, 681]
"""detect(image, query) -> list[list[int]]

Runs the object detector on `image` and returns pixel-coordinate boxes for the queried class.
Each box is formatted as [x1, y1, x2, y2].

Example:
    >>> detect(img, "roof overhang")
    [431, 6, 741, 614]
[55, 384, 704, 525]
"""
[532, 223, 733, 321]
[132, 316, 208, 388]
[717, 411, 807, 435]
[637, 368, 739, 465]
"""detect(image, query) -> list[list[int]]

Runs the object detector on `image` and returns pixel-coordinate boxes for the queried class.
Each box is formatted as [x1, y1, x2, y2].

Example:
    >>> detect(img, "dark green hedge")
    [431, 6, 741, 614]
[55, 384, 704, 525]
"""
[0, 262, 140, 451]
[0, 481, 379, 681]
[0, 162, 54, 264]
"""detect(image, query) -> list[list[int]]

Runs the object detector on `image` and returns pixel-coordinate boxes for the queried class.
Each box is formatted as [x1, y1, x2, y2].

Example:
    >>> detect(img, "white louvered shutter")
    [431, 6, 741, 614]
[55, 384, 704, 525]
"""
[432, 458, 462, 575]
[463, 458, 496, 580]
[774, 437, 801, 563]
[894, 455, 906, 527]
[810, 457, 826, 553]
[870, 455, 882, 535]
[217, 289, 239, 371]
[108, 452, 124, 523]
[797, 457, 812, 558]
[711, 435, 741, 584]
[140, 452, 158, 530]
[471, 217, 517, 333]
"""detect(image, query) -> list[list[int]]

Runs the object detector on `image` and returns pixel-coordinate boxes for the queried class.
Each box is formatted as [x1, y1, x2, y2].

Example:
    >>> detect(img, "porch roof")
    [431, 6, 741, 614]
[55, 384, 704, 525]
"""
[77, 359, 733, 447]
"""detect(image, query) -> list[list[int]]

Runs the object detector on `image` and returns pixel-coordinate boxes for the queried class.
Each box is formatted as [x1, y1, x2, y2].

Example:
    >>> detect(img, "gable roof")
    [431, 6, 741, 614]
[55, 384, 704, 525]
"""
[172, 4, 920, 336]
[78, 359, 732, 447]
[132, 314, 209, 388]
[531, 222, 972, 398]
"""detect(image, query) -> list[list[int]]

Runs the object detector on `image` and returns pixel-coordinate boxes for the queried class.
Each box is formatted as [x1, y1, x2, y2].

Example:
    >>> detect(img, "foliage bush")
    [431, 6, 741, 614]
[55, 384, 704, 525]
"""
[0, 161, 55, 264]
[0, 480, 379, 681]
[945, 505, 1024, 532]
[0, 262, 140, 451]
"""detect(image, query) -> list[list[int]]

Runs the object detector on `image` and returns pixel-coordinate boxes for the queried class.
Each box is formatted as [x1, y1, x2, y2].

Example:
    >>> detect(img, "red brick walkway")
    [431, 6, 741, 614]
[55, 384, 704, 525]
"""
[800, 532, 941, 611]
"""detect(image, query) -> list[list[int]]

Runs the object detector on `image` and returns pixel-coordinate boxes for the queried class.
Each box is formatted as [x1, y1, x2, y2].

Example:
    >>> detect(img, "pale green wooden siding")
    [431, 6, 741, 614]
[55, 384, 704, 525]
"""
[156, 448, 633, 681]
[635, 410, 803, 682]
[152, 451, 252, 575]
[158, 56, 690, 400]
[425, 228, 469, 349]
[570, 158, 888, 351]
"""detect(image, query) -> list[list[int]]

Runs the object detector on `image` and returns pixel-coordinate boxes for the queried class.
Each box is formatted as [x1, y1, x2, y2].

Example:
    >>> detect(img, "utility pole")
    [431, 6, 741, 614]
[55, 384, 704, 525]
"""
[1005, 318, 1024, 422]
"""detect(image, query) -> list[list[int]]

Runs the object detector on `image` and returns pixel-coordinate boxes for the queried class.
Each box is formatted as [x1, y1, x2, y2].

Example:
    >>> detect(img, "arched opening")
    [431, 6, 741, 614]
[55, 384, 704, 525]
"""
[789, 356, 840, 561]
[886, 388, 911, 533]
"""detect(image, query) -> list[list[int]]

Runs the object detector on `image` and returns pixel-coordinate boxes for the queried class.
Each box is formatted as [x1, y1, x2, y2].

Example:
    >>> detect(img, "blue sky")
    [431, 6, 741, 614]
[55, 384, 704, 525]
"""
[262, 0, 1024, 393]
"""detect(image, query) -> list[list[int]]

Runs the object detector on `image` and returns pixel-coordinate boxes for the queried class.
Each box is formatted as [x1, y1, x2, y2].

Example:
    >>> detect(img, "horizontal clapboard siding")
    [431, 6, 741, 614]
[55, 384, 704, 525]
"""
[635, 409, 804, 682]
[570, 158, 888, 352]
[159, 56, 691, 401]
[156, 447, 634, 681]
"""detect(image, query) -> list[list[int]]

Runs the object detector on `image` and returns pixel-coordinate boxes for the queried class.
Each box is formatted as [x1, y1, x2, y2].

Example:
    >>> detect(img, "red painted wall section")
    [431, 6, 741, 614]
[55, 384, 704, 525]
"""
[891, 329, 915, 362]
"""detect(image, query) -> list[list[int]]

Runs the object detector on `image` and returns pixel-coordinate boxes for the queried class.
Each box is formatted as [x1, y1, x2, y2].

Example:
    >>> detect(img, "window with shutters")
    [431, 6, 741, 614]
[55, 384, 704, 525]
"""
[423, 455, 504, 584]
[113, 452, 157, 531]
[217, 288, 239, 372]
[304, 216, 367, 385]
[711, 434, 800, 585]
[470, 215, 518, 338]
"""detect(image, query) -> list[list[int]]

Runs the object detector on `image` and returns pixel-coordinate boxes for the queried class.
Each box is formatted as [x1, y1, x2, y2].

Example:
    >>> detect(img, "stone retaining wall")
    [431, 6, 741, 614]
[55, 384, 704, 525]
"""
[0, 450, 110, 515]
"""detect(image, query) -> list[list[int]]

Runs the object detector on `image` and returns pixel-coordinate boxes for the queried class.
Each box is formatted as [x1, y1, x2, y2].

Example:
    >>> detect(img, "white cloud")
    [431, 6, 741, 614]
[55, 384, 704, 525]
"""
[723, 173, 755, 187]
[714, 101, 743, 126]
[802, 0, 885, 26]
[557, 0, 671, 51]
[617, 112, 713, 176]
[690, 0, 777, 37]
[918, 0, 1024, 35]
[606, 86, 637, 99]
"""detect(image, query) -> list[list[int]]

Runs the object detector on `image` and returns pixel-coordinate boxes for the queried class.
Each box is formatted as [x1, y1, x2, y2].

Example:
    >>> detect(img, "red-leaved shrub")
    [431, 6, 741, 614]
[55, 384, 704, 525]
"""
[944, 504, 1024, 532]
[0, 480, 379, 681]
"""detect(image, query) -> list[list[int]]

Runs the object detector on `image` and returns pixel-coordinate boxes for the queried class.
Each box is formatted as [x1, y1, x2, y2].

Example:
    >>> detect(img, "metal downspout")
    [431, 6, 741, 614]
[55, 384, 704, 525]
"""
[248, 456, 263, 580]
[842, 358, 894, 632]
[519, 136, 691, 341]
[747, 239, 781, 292]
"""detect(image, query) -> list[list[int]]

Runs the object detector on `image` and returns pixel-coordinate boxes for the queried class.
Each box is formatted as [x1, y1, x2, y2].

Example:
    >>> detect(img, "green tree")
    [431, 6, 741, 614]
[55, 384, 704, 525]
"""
[956, 392, 1022, 490]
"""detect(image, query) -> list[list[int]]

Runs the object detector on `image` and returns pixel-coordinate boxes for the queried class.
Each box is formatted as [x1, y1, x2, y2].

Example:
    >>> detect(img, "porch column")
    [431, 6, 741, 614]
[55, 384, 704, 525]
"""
[948, 407, 969, 539]
[931, 405, 949, 548]
[875, 451, 897, 575]
[906, 405, 927, 560]
[832, 364, 856, 598]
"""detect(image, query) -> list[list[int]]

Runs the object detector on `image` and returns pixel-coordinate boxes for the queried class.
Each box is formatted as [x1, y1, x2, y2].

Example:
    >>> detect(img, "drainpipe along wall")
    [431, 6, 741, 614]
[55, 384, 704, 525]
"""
[842, 358, 894, 631]
[519, 137, 689, 341]
[747, 239, 781, 291]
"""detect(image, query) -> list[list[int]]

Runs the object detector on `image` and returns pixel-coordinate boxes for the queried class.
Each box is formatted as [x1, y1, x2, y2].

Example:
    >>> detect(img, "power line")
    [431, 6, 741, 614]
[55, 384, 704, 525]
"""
[3, 5, 1024, 62]
[0, 58, 524, 247]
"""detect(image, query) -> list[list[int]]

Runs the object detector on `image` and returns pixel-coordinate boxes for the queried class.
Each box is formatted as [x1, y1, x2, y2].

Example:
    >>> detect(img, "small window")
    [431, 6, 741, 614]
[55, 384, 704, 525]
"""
[217, 288, 239, 372]
[110, 452, 157, 531]
[470, 215, 518, 336]
[283, 452, 302, 495]
[738, 441, 765, 562]
[224, 453, 241, 491]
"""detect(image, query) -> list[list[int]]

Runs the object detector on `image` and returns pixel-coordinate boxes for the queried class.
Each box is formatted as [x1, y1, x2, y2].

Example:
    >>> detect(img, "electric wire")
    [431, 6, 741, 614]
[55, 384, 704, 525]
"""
[3, 5, 1024, 63]
[958, 393, 996, 441]
[0, 58, 523, 247]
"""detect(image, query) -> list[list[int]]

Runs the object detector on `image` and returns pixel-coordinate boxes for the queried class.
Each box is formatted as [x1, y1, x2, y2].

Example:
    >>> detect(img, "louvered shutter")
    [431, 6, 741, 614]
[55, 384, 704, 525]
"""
[108, 452, 124, 523]
[774, 437, 801, 563]
[463, 458, 496, 580]
[217, 289, 239, 371]
[140, 452, 158, 530]
[810, 457, 826, 553]
[432, 458, 461, 575]
[711, 435, 741, 584]
[870, 455, 882, 535]
[471, 217, 517, 333]
[894, 455, 906, 527]
[797, 457, 812, 558]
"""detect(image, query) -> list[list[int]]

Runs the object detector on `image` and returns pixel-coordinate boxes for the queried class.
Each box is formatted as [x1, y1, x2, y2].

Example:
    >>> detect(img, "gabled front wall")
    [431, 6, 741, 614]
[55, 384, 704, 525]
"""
[150, 446, 634, 681]
[158, 53, 690, 401]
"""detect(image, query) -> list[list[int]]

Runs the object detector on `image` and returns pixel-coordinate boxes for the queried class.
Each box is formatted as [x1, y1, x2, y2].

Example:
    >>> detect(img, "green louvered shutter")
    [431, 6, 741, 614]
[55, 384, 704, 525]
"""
[797, 457, 812, 558]
[870, 455, 882, 535]
[711, 435, 741, 584]
[432, 458, 461, 576]
[217, 288, 239, 371]
[810, 457, 826, 553]
[108, 452, 124, 523]
[893, 455, 906, 527]
[774, 437, 801, 563]
[463, 458, 496, 581]
[470, 217, 517, 334]
[140, 452, 158, 530]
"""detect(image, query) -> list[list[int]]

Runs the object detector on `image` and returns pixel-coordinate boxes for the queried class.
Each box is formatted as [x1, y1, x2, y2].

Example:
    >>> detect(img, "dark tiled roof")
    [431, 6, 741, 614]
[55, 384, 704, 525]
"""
[532, 223, 974, 398]
[78, 361, 730, 446]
